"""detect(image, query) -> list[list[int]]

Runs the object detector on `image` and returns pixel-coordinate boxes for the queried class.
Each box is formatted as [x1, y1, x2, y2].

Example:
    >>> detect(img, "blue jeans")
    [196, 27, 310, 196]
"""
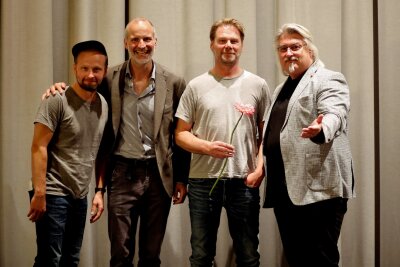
[188, 178, 260, 267]
[30, 192, 87, 267]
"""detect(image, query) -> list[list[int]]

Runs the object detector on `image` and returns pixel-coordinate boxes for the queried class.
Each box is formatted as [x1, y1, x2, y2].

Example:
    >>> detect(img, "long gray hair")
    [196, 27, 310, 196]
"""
[276, 23, 319, 62]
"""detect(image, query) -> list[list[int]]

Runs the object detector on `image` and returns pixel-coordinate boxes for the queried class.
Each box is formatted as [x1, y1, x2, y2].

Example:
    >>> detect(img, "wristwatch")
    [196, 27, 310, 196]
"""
[95, 187, 106, 193]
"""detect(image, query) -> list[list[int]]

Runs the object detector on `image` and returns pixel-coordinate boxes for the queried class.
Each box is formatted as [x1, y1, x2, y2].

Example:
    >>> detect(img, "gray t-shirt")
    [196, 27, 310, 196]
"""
[175, 71, 270, 178]
[34, 87, 108, 198]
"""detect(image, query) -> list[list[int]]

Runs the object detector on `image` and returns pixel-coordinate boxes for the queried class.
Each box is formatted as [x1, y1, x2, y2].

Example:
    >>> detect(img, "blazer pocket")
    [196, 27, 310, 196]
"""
[305, 152, 340, 191]
[163, 104, 173, 115]
[162, 152, 173, 178]
[162, 105, 174, 125]
[295, 96, 315, 128]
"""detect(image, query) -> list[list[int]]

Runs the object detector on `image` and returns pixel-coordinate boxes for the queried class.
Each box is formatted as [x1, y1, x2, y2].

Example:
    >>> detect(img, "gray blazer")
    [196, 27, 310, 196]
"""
[263, 60, 355, 207]
[98, 61, 190, 197]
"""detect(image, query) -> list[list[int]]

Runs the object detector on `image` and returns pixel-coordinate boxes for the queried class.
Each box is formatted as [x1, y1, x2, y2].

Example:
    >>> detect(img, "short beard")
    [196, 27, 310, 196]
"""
[130, 49, 153, 65]
[78, 81, 97, 92]
[221, 54, 238, 65]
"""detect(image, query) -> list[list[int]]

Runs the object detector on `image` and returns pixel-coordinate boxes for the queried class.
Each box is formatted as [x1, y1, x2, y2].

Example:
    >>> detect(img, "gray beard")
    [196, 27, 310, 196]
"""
[288, 62, 296, 73]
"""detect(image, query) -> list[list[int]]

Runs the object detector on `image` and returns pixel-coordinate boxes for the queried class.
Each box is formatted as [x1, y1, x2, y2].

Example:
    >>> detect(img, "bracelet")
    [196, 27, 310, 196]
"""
[95, 187, 106, 193]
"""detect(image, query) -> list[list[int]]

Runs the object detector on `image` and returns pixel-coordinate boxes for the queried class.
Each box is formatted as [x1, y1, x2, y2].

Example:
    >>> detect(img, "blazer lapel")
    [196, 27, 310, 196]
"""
[282, 60, 322, 128]
[153, 63, 167, 139]
[111, 63, 126, 136]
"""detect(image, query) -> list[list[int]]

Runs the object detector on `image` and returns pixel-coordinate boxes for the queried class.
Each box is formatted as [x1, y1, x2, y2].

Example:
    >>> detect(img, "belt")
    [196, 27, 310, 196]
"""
[114, 155, 157, 166]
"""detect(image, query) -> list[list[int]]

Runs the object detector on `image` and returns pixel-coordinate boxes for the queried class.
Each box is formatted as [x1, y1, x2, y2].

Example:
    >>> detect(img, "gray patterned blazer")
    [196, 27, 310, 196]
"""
[263, 60, 355, 207]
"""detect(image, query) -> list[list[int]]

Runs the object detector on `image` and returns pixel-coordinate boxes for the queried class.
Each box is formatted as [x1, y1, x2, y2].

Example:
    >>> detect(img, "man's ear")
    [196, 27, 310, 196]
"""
[308, 48, 314, 60]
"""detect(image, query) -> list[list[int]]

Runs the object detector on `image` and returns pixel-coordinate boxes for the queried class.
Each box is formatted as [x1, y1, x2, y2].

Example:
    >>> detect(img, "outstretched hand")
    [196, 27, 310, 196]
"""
[301, 114, 323, 138]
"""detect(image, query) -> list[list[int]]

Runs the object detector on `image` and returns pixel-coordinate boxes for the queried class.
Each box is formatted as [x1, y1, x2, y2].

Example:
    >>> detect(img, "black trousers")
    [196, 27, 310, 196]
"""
[107, 156, 171, 267]
[274, 196, 348, 267]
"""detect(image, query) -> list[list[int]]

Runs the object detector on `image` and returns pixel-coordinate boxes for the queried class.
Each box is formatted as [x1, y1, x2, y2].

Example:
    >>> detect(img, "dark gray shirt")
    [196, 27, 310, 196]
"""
[34, 87, 108, 198]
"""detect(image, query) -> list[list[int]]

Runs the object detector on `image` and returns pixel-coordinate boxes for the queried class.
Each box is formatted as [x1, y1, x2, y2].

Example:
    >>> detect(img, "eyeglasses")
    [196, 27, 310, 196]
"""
[277, 43, 306, 53]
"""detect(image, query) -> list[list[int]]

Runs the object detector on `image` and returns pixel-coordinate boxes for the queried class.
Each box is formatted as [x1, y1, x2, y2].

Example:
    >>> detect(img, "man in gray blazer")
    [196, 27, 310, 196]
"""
[97, 18, 190, 267]
[261, 23, 355, 267]
[46, 18, 190, 267]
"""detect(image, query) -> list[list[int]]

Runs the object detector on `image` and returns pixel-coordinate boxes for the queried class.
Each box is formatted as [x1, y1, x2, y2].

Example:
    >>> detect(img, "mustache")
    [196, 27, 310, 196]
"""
[284, 56, 299, 62]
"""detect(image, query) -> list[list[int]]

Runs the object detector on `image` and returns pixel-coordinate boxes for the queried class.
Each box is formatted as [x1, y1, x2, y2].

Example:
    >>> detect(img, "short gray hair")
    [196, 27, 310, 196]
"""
[276, 23, 318, 61]
[124, 17, 157, 39]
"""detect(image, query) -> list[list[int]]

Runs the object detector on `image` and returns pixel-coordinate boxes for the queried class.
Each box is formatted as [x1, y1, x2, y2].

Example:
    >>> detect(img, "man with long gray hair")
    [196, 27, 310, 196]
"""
[259, 23, 355, 267]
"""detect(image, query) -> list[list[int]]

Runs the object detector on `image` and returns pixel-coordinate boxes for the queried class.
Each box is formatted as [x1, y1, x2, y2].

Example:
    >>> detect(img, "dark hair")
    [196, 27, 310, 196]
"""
[72, 40, 108, 66]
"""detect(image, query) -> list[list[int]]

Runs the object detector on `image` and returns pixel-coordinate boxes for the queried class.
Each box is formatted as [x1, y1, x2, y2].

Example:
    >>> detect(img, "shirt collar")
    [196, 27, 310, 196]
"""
[125, 60, 156, 82]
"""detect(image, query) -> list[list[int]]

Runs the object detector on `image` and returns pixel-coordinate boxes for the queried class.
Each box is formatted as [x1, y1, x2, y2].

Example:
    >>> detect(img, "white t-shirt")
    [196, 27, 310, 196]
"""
[175, 70, 270, 178]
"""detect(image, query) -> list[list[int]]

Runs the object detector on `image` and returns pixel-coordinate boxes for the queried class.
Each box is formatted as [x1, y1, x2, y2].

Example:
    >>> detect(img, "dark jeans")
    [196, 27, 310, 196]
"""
[274, 196, 348, 267]
[188, 178, 260, 267]
[108, 156, 171, 267]
[30, 192, 87, 267]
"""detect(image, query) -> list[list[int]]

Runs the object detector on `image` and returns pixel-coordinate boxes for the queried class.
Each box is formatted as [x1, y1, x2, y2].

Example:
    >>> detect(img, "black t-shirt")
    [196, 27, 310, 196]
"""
[263, 76, 302, 205]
